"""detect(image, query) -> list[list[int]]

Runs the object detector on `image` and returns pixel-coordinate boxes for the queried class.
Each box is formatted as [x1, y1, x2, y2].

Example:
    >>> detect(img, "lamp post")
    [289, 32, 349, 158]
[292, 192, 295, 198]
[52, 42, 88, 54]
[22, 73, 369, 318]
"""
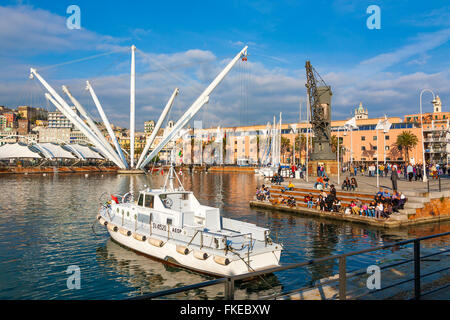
[291, 124, 297, 166]
[420, 89, 436, 183]
[337, 126, 344, 185]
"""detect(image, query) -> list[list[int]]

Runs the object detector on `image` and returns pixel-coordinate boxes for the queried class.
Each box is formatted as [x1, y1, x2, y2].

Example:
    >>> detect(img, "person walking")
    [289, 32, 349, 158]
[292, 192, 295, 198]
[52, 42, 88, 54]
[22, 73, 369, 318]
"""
[391, 168, 399, 191]
[407, 163, 414, 182]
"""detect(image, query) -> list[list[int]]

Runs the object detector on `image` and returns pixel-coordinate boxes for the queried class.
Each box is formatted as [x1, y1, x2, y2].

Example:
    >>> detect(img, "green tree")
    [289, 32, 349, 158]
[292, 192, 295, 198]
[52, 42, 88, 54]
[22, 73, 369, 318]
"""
[281, 137, 290, 163]
[396, 131, 418, 163]
[331, 135, 346, 161]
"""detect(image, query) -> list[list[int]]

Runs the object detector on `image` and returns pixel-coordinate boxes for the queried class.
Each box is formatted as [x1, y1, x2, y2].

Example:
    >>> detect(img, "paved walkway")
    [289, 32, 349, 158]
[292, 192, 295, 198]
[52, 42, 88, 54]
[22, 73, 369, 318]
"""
[274, 173, 450, 195]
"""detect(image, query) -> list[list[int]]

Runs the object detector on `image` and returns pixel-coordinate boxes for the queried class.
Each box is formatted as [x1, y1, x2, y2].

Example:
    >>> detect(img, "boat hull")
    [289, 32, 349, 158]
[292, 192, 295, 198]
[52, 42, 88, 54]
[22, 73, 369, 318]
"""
[107, 228, 281, 277]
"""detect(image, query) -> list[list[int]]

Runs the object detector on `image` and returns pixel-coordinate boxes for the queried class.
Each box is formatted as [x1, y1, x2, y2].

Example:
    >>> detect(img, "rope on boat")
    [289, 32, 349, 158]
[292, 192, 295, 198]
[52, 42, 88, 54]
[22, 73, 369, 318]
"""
[228, 247, 278, 298]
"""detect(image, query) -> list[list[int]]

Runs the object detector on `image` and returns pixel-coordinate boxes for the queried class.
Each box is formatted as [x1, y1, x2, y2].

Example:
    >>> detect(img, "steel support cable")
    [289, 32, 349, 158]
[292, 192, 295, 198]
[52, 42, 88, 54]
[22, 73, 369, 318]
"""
[38, 48, 129, 71]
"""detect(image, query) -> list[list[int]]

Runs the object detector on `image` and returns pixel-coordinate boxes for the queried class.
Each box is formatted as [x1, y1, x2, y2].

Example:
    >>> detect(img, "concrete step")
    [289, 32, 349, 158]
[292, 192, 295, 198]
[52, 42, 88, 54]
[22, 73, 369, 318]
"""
[388, 212, 409, 221]
[404, 202, 425, 209]
[406, 197, 430, 204]
[398, 208, 417, 215]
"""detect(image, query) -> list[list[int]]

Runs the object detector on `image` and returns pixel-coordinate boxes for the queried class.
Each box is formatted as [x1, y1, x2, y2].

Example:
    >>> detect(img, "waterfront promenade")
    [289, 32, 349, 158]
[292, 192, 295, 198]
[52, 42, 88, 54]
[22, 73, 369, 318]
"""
[250, 173, 450, 228]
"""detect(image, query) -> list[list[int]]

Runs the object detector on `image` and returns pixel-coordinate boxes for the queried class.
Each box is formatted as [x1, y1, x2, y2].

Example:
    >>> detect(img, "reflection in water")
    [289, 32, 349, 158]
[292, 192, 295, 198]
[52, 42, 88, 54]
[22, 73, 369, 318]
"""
[0, 172, 448, 299]
[97, 239, 282, 300]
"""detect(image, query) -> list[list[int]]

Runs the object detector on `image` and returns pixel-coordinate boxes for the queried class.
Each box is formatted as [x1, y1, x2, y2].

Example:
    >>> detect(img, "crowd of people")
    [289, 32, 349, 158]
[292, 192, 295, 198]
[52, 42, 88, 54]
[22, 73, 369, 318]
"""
[344, 162, 447, 180]
[255, 179, 408, 220]
[343, 189, 408, 219]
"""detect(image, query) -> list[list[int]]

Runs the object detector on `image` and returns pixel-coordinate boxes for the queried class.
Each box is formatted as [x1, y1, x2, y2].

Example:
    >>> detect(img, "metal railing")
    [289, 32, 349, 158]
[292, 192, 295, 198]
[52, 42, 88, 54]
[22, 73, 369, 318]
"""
[129, 231, 450, 301]
[427, 177, 450, 192]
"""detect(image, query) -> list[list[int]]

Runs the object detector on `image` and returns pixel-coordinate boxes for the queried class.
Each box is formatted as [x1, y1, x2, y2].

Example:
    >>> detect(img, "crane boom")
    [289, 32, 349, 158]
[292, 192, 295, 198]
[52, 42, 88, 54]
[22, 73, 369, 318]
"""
[30, 68, 127, 168]
[86, 81, 129, 168]
[62, 85, 123, 166]
[136, 88, 179, 168]
[304, 61, 335, 161]
[139, 46, 248, 169]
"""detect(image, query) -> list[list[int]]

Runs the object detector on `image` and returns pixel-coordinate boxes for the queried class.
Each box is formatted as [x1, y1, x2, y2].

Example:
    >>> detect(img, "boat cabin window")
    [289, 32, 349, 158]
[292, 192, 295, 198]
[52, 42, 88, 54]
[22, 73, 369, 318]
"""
[137, 194, 144, 206]
[159, 194, 173, 209]
[144, 195, 154, 208]
[182, 193, 189, 200]
[167, 218, 172, 225]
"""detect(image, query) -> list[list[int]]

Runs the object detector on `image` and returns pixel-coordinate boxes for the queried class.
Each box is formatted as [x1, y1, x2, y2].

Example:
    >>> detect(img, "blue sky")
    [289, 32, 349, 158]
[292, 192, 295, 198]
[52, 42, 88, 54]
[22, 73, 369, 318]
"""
[1, 1, 449, 130]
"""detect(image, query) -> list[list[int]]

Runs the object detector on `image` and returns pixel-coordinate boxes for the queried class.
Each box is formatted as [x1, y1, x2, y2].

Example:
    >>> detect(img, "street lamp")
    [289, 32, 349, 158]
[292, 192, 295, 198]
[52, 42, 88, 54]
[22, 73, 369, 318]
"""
[336, 126, 346, 185]
[419, 89, 436, 182]
[290, 124, 297, 166]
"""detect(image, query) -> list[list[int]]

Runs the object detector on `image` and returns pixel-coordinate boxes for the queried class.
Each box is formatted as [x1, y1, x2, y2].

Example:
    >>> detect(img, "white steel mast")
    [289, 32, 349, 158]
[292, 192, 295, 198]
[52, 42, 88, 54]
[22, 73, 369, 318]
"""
[136, 88, 179, 168]
[139, 46, 248, 169]
[62, 85, 123, 166]
[130, 45, 136, 168]
[86, 80, 129, 168]
[29, 68, 126, 168]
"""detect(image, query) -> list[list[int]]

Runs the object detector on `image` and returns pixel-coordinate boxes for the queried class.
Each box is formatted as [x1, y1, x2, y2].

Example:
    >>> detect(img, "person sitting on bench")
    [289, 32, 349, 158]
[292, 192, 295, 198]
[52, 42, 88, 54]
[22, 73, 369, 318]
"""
[342, 177, 351, 191]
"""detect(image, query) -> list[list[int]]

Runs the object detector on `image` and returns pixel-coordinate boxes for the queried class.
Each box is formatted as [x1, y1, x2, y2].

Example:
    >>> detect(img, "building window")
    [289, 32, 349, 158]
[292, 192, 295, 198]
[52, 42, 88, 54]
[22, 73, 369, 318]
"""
[373, 136, 377, 141]
[361, 146, 366, 151]
[361, 136, 365, 141]
[373, 146, 377, 150]
[385, 135, 389, 140]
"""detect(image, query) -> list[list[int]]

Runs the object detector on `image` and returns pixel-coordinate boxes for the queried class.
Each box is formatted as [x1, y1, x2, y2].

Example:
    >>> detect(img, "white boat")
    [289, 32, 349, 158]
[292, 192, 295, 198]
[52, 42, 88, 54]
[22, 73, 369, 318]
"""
[255, 166, 278, 178]
[98, 164, 283, 277]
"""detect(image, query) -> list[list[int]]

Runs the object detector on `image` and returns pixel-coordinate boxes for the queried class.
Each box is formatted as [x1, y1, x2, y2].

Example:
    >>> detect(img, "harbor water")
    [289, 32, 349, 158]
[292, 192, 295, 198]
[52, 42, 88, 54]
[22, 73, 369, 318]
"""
[0, 172, 448, 299]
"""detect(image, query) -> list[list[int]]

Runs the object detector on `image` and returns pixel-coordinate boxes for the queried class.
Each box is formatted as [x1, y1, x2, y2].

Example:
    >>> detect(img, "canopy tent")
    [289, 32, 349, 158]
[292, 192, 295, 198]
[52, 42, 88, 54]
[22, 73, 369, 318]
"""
[0, 143, 43, 159]
[69, 144, 104, 159]
[40, 143, 77, 159]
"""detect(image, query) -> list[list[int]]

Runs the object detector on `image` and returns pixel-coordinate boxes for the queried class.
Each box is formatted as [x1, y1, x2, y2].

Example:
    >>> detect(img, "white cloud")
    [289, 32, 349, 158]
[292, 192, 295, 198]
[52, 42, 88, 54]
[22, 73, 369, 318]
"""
[0, 4, 449, 132]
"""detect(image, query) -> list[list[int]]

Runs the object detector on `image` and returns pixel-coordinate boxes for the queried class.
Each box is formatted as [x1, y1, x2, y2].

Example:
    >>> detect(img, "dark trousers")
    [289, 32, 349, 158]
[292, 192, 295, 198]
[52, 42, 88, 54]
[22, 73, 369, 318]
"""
[392, 180, 398, 191]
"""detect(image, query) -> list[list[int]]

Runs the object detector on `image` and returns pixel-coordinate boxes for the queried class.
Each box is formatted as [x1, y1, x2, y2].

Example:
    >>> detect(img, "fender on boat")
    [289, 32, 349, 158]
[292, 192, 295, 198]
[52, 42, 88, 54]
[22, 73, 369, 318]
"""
[107, 223, 118, 232]
[119, 228, 131, 236]
[193, 250, 208, 260]
[99, 217, 107, 226]
[176, 245, 189, 255]
[133, 233, 147, 241]
[148, 237, 164, 247]
[214, 256, 230, 266]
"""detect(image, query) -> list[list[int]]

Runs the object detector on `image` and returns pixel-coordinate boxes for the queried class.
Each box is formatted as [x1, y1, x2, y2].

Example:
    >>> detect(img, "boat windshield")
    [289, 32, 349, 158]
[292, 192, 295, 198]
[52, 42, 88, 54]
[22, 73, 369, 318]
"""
[159, 193, 189, 210]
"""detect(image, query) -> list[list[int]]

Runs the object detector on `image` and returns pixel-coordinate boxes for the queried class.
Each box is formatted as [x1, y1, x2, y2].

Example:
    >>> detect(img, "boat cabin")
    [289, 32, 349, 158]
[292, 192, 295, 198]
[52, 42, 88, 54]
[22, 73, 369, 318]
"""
[128, 190, 222, 232]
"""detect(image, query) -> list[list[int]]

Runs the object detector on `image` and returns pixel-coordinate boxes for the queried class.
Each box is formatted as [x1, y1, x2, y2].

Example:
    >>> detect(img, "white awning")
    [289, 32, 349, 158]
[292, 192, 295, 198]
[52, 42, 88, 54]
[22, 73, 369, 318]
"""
[70, 144, 104, 159]
[0, 143, 43, 159]
[40, 143, 77, 159]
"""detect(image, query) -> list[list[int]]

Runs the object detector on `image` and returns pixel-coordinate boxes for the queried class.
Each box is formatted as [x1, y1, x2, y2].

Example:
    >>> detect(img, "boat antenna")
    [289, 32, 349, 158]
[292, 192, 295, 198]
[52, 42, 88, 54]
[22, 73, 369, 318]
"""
[163, 147, 185, 192]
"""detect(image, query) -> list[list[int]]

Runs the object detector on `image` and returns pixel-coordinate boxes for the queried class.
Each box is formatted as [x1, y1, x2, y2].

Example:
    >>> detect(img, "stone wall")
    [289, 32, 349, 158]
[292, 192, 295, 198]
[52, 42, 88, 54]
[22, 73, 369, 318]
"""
[409, 191, 450, 220]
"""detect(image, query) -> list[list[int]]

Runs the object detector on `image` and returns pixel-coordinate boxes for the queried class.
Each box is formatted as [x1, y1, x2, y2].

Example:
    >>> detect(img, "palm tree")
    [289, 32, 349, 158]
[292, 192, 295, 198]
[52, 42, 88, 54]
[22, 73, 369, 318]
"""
[331, 135, 346, 161]
[396, 131, 418, 163]
[280, 137, 291, 163]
